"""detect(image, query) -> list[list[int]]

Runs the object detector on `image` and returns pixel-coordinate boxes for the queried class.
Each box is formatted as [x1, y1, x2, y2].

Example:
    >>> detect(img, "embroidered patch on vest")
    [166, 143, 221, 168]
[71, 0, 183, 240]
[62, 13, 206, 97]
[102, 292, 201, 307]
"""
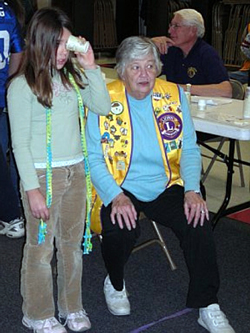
[152, 92, 163, 100]
[158, 113, 182, 140]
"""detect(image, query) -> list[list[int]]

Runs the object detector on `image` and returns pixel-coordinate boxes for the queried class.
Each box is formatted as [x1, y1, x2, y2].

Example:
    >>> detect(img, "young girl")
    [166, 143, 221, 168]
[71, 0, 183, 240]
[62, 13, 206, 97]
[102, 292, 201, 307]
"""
[8, 7, 110, 333]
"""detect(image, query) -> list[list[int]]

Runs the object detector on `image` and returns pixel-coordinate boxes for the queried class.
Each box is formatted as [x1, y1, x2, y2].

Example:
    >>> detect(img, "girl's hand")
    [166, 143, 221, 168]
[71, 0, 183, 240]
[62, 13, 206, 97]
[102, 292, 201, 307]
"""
[75, 37, 97, 70]
[26, 188, 50, 221]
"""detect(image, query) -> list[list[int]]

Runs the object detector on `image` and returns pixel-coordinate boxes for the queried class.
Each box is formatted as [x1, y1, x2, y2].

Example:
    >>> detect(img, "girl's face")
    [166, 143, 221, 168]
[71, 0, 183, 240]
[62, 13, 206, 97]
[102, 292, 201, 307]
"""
[56, 27, 71, 70]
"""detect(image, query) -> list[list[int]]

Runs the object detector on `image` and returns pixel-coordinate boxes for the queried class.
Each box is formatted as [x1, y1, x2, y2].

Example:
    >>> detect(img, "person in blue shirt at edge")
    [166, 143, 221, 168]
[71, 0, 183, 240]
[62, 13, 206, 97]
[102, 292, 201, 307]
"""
[0, 0, 25, 238]
[151, 8, 232, 98]
[86, 36, 235, 333]
[229, 23, 250, 85]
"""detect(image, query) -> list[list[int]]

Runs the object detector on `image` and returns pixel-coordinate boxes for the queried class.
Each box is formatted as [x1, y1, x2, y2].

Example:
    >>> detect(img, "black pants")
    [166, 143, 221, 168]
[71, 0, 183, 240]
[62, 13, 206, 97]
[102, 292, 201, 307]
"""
[100, 185, 220, 308]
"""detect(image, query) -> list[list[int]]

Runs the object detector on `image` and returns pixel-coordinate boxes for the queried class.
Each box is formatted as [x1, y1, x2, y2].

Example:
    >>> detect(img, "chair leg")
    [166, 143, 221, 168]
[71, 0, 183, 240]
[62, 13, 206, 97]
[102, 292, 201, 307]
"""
[132, 220, 177, 271]
[201, 162, 205, 176]
[201, 138, 226, 183]
[235, 140, 245, 187]
[151, 221, 177, 271]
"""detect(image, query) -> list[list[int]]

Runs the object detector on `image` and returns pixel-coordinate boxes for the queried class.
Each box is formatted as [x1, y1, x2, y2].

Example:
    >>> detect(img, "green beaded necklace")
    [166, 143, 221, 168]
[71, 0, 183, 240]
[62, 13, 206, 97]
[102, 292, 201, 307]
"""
[38, 73, 92, 254]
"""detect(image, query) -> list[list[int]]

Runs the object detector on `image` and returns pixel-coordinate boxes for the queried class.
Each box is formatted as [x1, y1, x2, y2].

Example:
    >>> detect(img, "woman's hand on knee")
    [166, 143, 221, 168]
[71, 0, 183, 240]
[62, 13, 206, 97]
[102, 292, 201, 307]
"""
[184, 191, 209, 227]
[110, 193, 137, 230]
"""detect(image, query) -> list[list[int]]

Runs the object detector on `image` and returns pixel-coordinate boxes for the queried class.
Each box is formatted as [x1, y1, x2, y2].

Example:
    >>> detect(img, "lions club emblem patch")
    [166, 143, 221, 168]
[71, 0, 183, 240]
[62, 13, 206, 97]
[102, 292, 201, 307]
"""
[158, 113, 182, 140]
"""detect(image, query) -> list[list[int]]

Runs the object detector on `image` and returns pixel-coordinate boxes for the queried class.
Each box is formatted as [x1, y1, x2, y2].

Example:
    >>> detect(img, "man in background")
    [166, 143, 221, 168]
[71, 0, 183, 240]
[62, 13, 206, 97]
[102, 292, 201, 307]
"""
[152, 8, 232, 98]
[229, 23, 250, 85]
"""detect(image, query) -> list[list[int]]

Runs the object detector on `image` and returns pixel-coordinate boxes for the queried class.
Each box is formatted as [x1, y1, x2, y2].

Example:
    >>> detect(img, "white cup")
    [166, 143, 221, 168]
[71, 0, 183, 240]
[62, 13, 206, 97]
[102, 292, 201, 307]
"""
[66, 36, 90, 53]
[198, 99, 207, 111]
[184, 91, 191, 106]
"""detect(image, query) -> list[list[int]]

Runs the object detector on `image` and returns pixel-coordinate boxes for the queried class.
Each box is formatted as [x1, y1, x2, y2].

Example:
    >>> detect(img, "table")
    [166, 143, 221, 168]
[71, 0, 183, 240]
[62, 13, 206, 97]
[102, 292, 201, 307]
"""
[191, 97, 250, 228]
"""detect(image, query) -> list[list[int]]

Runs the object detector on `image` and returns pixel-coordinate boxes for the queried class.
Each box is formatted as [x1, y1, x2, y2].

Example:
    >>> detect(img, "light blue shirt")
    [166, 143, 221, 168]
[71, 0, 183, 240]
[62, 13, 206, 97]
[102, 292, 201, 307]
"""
[86, 85, 201, 206]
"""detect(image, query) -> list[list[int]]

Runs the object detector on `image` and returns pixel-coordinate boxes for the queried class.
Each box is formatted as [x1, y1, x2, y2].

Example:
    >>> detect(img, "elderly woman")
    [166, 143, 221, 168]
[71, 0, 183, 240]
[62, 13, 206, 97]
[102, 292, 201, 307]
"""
[86, 37, 235, 333]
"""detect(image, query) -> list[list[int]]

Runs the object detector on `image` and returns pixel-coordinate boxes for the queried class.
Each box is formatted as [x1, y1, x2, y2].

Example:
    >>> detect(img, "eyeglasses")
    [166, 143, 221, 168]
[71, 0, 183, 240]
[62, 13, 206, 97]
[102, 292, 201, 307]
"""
[168, 23, 186, 29]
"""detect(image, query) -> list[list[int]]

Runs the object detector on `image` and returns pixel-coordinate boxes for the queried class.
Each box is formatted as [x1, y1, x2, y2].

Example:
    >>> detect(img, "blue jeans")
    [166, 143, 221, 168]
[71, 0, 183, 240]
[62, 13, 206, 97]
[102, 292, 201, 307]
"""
[0, 111, 9, 156]
[20, 162, 87, 320]
[0, 143, 20, 221]
[228, 70, 248, 85]
[0, 111, 20, 204]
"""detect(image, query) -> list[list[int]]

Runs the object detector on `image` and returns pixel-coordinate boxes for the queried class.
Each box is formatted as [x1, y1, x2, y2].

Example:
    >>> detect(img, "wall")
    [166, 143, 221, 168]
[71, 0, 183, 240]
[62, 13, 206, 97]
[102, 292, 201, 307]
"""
[37, 0, 51, 8]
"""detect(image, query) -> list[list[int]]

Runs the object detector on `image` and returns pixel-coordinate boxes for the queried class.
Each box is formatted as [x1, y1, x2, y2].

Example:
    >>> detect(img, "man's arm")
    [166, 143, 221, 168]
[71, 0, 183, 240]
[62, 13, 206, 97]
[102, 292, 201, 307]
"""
[179, 80, 232, 98]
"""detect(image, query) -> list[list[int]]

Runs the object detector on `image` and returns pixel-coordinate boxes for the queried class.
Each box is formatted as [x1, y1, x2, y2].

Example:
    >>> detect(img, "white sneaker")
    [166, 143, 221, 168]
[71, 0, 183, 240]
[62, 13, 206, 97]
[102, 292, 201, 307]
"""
[0, 217, 25, 238]
[198, 304, 235, 333]
[60, 310, 91, 332]
[22, 316, 67, 333]
[0, 221, 9, 235]
[103, 275, 130, 316]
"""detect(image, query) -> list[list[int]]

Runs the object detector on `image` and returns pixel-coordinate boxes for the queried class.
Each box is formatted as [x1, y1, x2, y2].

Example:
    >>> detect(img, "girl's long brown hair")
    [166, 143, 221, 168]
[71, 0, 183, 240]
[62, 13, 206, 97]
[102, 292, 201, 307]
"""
[16, 7, 85, 108]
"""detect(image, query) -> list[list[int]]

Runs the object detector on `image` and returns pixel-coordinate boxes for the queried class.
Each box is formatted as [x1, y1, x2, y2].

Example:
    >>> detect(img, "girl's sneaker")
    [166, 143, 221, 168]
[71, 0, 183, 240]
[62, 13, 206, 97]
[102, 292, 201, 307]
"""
[0, 217, 25, 238]
[22, 316, 67, 333]
[60, 310, 91, 332]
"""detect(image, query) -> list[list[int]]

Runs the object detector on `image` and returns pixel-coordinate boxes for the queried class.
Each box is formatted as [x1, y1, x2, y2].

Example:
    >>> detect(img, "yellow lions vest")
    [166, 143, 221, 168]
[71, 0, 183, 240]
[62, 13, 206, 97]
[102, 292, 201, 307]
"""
[91, 79, 184, 234]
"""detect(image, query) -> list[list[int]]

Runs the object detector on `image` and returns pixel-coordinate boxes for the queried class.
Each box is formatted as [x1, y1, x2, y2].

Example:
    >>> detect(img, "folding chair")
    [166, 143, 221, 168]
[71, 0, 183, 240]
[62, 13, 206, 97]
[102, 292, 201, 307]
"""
[132, 219, 177, 271]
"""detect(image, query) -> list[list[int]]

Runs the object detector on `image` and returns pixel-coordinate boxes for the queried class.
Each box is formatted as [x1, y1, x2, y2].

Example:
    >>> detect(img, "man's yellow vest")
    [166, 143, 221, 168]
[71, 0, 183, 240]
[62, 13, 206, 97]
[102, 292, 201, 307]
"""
[91, 78, 184, 234]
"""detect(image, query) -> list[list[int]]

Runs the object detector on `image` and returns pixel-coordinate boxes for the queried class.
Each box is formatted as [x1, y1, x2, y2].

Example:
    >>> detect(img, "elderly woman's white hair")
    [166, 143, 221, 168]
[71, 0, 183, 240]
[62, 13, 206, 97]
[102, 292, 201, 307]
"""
[174, 9, 205, 38]
[115, 36, 162, 79]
